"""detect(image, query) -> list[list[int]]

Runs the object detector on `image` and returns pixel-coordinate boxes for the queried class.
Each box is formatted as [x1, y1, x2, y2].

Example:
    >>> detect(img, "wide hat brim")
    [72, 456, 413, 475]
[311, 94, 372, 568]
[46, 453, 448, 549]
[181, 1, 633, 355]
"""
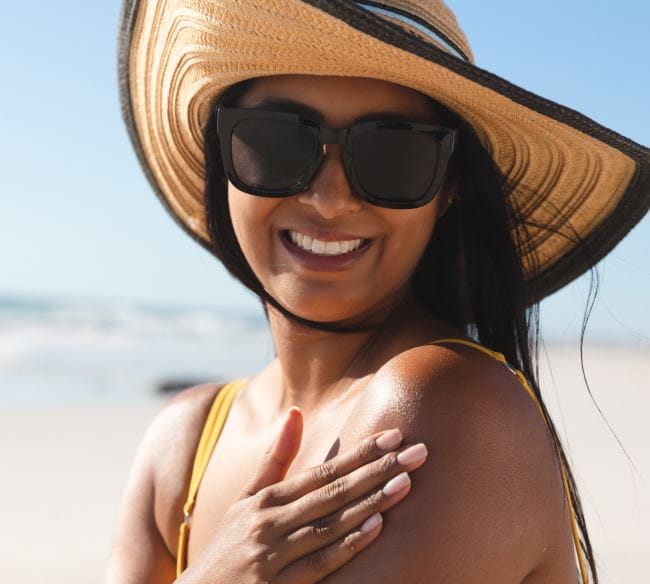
[118, 0, 649, 303]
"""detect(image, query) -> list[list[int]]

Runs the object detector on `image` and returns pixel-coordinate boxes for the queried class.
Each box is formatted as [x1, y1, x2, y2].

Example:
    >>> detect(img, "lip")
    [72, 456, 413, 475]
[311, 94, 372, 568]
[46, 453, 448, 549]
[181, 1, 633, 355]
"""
[279, 230, 373, 271]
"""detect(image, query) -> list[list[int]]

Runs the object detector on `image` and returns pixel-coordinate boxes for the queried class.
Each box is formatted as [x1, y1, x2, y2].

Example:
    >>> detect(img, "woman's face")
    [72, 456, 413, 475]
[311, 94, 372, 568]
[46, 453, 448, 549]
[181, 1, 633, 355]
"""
[228, 75, 453, 324]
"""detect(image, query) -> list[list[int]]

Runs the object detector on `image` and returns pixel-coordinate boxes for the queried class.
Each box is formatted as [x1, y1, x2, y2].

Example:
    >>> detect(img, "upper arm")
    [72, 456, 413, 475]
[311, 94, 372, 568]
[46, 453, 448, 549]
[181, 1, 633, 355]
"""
[329, 345, 572, 583]
[104, 405, 177, 584]
[104, 384, 222, 584]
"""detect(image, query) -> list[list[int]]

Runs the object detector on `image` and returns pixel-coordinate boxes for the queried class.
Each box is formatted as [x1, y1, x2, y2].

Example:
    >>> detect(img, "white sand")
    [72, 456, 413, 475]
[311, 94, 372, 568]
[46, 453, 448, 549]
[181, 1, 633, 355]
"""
[0, 343, 647, 583]
[0, 400, 163, 584]
[537, 343, 650, 582]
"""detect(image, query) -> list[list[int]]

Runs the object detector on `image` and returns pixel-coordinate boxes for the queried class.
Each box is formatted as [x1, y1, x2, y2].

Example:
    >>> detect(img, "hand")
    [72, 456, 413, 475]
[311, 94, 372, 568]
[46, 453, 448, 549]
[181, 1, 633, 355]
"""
[178, 407, 428, 583]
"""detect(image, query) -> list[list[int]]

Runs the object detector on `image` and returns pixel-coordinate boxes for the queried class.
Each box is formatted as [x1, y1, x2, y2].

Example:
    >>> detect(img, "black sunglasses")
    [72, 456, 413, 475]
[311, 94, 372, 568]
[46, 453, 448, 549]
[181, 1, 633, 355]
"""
[214, 105, 458, 209]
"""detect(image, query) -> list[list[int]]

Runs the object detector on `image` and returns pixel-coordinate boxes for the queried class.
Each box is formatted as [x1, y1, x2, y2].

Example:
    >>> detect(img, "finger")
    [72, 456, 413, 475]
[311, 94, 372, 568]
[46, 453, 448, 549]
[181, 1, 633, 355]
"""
[266, 428, 403, 504]
[276, 512, 384, 584]
[281, 442, 427, 532]
[279, 471, 412, 566]
[242, 407, 303, 497]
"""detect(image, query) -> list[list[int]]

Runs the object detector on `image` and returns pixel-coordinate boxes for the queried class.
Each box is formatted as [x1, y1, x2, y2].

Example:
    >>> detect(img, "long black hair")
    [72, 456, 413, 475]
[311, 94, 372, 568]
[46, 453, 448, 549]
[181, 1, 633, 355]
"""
[203, 78, 598, 582]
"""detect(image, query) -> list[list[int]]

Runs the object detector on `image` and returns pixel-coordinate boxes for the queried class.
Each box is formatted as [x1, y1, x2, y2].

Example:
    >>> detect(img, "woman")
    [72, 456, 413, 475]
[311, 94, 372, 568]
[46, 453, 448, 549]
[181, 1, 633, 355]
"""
[109, 1, 649, 582]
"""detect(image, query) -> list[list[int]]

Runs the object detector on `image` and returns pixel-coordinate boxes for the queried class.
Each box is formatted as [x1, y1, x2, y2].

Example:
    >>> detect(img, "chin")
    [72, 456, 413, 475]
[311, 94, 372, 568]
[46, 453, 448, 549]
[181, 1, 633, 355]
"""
[268, 284, 399, 327]
[264, 286, 366, 323]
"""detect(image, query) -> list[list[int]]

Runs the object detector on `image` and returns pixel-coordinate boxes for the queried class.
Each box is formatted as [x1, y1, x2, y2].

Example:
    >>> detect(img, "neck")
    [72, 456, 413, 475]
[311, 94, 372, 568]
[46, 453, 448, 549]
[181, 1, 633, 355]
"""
[265, 291, 426, 416]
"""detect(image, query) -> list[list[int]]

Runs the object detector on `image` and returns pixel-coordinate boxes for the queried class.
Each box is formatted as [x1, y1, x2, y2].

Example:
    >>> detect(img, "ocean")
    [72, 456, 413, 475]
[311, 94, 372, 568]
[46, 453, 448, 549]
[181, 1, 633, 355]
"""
[0, 295, 274, 405]
[2, 293, 647, 406]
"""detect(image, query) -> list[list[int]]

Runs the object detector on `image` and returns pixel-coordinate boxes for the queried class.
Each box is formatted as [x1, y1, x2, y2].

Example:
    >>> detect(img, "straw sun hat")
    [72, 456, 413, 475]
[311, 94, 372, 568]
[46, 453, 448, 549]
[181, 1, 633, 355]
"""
[118, 0, 649, 302]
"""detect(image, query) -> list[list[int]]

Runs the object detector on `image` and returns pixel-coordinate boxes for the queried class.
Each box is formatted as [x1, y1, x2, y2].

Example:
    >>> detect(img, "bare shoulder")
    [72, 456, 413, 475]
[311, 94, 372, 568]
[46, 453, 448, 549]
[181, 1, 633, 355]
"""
[373, 341, 545, 435]
[332, 342, 576, 582]
[105, 382, 226, 583]
[148, 382, 228, 553]
[350, 341, 549, 450]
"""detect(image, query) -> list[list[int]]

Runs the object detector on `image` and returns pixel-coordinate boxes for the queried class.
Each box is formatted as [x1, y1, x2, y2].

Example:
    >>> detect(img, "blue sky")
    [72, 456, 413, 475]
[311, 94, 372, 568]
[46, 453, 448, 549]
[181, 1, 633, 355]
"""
[1, 1, 648, 342]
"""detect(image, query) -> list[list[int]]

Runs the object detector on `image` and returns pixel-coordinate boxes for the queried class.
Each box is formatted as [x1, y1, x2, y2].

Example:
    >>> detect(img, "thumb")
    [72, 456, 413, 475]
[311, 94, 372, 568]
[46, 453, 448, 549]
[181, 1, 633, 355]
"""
[242, 406, 303, 496]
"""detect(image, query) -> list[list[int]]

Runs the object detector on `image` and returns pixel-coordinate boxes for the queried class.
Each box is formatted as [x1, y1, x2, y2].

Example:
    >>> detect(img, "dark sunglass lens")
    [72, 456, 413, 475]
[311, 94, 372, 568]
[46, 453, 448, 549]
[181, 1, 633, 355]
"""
[231, 118, 318, 191]
[352, 129, 440, 202]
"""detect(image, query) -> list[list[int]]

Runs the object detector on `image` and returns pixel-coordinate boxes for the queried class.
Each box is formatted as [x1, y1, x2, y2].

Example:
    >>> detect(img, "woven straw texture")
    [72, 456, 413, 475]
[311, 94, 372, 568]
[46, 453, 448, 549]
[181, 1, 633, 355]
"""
[119, 0, 649, 301]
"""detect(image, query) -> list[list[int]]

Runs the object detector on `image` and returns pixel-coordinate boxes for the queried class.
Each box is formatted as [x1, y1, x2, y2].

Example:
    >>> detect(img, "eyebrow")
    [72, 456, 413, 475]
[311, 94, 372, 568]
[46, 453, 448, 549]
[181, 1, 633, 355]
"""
[247, 97, 433, 125]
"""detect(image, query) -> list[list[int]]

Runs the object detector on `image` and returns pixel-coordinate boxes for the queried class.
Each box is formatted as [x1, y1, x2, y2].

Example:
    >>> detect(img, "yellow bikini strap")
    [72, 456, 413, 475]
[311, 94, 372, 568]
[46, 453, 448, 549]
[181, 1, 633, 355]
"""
[177, 379, 247, 576]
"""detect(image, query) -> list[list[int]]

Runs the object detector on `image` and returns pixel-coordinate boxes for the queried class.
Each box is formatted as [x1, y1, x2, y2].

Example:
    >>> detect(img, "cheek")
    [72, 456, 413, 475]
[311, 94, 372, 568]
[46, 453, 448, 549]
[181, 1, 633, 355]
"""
[227, 187, 276, 275]
[228, 188, 252, 242]
[382, 205, 438, 270]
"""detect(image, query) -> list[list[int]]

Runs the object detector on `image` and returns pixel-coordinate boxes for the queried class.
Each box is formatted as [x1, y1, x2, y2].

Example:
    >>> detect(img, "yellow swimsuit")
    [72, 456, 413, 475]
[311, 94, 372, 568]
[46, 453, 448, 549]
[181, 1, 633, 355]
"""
[176, 338, 589, 583]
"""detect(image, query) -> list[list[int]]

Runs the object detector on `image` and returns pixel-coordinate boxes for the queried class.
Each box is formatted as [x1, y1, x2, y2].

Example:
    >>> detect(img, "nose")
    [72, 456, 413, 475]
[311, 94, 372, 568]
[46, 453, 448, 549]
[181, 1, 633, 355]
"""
[295, 144, 363, 218]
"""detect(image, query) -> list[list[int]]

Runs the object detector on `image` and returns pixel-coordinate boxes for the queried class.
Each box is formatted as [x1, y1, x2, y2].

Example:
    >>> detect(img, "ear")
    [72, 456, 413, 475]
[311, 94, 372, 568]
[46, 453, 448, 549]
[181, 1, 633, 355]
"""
[436, 173, 460, 219]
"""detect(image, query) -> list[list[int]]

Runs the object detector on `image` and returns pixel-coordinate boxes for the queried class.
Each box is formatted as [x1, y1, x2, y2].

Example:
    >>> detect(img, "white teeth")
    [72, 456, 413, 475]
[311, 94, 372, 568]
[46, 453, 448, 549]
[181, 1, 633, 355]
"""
[311, 239, 326, 254]
[325, 241, 340, 255]
[286, 230, 366, 256]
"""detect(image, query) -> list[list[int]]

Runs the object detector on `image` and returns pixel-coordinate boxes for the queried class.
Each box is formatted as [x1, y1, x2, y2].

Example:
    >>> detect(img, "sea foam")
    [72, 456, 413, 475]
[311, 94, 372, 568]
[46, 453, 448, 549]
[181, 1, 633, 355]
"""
[0, 295, 273, 405]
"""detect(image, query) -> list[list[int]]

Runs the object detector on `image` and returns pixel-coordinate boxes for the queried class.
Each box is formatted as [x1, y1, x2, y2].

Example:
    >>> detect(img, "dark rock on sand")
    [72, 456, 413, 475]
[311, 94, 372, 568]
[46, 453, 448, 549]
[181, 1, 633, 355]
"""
[155, 379, 212, 394]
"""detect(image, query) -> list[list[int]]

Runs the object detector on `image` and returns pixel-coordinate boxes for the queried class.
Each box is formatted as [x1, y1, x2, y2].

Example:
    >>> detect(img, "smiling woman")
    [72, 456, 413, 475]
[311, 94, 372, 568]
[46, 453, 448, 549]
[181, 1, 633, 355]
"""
[224, 76, 450, 324]
[109, 1, 649, 583]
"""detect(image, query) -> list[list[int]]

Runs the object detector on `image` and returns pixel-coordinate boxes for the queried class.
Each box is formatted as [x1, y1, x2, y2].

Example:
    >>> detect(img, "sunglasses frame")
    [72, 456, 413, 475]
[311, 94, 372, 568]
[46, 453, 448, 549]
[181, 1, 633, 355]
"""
[215, 105, 458, 209]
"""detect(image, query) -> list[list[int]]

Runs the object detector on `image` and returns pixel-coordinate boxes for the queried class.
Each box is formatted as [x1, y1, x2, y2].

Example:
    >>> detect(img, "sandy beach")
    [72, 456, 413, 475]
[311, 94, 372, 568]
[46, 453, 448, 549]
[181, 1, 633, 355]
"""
[0, 342, 647, 583]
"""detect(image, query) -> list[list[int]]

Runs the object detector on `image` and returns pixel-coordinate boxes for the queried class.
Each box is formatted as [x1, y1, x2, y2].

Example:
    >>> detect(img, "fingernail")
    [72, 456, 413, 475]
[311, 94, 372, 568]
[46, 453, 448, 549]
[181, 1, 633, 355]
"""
[376, 429, 402, 450]
[382, 472, 411, 496]
[284, 406, 300, 421]
[360, 512, 383, 533]
[396, 443, 428, 466]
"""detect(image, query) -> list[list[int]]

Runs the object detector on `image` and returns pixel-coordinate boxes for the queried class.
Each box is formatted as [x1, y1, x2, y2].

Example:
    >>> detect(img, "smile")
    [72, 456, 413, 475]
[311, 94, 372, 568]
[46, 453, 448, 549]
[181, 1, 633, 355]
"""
[284, 229, 370, 256]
